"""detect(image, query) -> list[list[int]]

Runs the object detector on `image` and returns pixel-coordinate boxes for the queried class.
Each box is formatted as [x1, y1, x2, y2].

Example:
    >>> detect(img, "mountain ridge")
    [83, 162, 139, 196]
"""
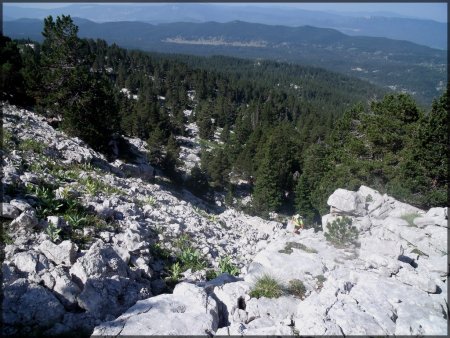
[4, 3, 447, 49]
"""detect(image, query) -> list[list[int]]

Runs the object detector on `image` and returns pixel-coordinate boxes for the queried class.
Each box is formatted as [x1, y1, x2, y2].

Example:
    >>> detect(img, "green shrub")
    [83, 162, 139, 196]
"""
[205, 269, 218, 281]
[324, 216, 359, 247]
[250, 275, 284, 299]
[287, 279, 306, 299]
[144, 196, 157, 206]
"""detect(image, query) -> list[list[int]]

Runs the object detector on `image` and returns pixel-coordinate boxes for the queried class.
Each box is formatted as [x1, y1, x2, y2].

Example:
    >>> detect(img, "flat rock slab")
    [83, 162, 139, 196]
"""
[91, 282, 219, 336]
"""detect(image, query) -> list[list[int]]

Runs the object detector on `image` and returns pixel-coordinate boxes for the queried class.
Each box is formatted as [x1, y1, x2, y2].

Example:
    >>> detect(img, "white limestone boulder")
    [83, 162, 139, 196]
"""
[38, 240, 78, 266]
[327, 188, 366, 216]
[91, 282, 219, 335]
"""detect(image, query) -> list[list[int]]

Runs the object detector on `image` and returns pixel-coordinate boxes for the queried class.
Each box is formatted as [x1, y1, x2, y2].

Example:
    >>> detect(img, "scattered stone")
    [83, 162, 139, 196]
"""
[1, 203, 20, 219]
[38, 240, 78, 266]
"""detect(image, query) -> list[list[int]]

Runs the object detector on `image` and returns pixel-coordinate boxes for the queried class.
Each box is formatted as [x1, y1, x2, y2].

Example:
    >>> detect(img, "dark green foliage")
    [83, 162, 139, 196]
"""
[185, 165, 210, 198]
[60, 73, 120, 152]
[300, 92, 447, 215]
[252, 154, 282, 213]
[395, 89, 448, 207]
[162, 134, 181, 181]
[0, 34, 27, 103]
[252, 124, 299, 213]
[40, 15, 120, 152]
[324, 217, 359, 247]
[217, 256, 240, 276]
[295, 175, 317, 224]
[288, 279, 307, 299]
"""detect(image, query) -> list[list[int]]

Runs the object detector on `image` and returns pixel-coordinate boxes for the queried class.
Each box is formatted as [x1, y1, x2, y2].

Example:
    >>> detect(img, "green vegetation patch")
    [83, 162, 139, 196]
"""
[325, 217, 359, 248]
[287, 279, 307, 299]
[250, 275, 284, 299]
[279, 241, 318, 254]
[18, 138, 45, 153]
[79, 176, 123, 196]
[411, 248, 429, 257]
[315, 274, 326, 290]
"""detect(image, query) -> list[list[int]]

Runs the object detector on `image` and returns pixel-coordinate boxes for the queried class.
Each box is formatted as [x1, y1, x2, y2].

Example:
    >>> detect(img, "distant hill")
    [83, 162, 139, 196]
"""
[4, 18, 447, 105]
[3, 3, 447, 49]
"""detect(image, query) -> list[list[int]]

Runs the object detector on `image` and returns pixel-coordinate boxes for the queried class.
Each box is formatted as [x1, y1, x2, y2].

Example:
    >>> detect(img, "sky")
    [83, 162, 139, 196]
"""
[7, 2, 448, 23]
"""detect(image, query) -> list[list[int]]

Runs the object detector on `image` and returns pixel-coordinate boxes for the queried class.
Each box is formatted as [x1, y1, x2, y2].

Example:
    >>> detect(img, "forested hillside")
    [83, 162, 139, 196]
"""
[1, 15, 447, 226]
[4, 18, 447, 105]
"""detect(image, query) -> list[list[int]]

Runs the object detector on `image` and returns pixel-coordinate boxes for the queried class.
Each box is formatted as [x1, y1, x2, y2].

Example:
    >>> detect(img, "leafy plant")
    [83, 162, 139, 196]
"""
[174, 233, 191, 251]
[168, 262, 182, 282]
[64, 213, 87, 229]
[324, 217, 359, 248]
[80, 176, 122, 196]
[18, 138, 44, 153]
[287, 279, 306, 299]
[205, 269, 218, 281]
[250, 275, 284, 299]
[178, 246, 206, 271]
[0, 220, 14, 245]
[26, 183, 64, 219]
[45, 221, 62, 243]
[144, 196, 157, 206]
[150, 243, 172, 260]
[217, 256, 240, 276]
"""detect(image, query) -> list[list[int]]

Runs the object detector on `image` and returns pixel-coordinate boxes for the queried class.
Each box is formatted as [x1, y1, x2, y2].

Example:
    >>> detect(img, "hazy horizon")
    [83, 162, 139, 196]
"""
[5, 2, 448, 23]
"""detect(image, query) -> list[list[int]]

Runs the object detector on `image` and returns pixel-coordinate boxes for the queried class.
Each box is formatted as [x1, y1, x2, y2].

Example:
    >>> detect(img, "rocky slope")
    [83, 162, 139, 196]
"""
[1, 103, 283, 335]
[93, 186, 448, 336]
[1, 102, 448, 336]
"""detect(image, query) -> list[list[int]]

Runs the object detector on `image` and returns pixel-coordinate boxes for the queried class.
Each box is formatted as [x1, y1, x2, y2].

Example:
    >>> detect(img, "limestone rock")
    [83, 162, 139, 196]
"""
[327, 188, 366, 216]
[92, 282, 219, 335]
[38, 240, 78, 266]
[10, 209, 38, 232]
[70, 241, 129, 285]
[1, 203, 20, 219]
[3, 279, 65, 330]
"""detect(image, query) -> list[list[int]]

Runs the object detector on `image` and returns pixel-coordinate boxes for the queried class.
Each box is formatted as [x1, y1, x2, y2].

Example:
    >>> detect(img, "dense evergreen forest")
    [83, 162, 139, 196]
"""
[1, 16, 447, 226]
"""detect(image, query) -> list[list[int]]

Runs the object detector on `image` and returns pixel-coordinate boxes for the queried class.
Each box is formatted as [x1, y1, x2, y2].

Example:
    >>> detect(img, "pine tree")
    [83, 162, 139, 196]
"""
[163, 134, 181, 181]
[0, 35, 26, 103]
[252, 153, 282, 214]
[295, 175, 317, 224]
[186, 165, 210, 198]
[40, 15, 119, 151]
